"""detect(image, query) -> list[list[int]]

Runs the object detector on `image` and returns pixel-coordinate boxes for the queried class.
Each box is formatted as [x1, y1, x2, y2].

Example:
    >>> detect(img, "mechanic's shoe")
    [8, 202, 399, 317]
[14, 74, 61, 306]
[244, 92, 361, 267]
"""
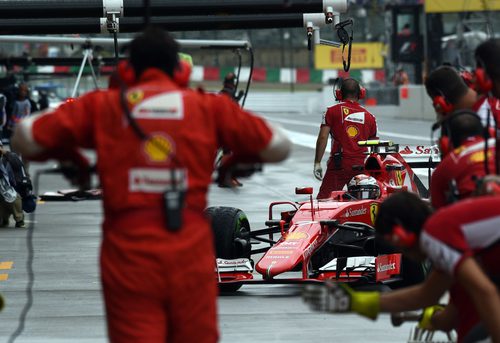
[15, 220, 25, 228]
[218, 178, 243, 188]
[231, 178, 243, 187]
[0, 218, 8, 228]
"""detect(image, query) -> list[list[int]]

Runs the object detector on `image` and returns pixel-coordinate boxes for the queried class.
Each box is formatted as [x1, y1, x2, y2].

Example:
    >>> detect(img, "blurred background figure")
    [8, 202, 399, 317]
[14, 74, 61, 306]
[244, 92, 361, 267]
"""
[393, 67, 410, 86]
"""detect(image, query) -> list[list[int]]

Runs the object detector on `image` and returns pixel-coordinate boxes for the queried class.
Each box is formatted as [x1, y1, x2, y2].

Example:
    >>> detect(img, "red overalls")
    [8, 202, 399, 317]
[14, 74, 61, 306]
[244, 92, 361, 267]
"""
[26, 68, 273, 342]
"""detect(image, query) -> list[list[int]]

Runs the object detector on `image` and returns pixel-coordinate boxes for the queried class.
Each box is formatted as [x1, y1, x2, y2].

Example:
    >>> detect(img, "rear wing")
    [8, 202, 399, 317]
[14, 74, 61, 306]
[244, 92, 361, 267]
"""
[357, 140, 440, 169]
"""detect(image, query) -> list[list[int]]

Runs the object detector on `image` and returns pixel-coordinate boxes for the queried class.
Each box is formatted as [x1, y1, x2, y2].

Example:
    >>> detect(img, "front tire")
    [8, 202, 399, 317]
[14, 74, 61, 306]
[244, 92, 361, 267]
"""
[206, 206, 251, 292]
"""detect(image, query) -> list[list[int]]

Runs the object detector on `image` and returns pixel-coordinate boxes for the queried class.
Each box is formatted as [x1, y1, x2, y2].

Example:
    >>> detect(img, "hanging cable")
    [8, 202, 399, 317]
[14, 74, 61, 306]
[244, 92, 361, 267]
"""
[7, 173, 39, 343]
[241, 47, 254, 109]
[335, 18, 354, 72]
[234, 49, 242, 97]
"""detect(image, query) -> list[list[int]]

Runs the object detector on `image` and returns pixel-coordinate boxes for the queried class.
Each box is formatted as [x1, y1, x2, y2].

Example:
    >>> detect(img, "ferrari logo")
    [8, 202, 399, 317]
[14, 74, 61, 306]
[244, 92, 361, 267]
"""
[342, 107, 350, 116]
[144, 134, 173, 163]
[395, 170, 403, 186]
[127, 90, 144, 105]
[370, 203, 378, 225]
[346, 125, 359, 138]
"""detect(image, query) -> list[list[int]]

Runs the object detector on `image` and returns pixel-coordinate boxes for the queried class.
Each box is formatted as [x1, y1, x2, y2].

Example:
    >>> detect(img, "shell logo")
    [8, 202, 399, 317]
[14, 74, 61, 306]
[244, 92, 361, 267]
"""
[144, 134, 173, 163]
[285, 232, 308, 241]
[127, 90, 144, 105]
[346, 125, 359, 138]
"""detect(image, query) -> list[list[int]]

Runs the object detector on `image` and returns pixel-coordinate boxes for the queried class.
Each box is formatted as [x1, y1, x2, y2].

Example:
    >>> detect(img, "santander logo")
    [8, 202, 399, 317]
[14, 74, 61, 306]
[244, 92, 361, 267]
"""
[377, 262, 396, 272]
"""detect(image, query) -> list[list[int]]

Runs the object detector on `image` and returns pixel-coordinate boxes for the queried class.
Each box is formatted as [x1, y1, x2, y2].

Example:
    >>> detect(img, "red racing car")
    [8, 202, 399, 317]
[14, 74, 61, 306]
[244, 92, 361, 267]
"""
[208, 140, 437, 292]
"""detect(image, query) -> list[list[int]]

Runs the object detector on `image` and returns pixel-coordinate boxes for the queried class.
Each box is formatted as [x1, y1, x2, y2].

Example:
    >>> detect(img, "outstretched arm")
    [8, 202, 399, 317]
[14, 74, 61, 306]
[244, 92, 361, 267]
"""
[379, 270, 451, 312]
[303, 270, 451, 320]
[315, 126, 330, 164]
[456, 257, 500, 342]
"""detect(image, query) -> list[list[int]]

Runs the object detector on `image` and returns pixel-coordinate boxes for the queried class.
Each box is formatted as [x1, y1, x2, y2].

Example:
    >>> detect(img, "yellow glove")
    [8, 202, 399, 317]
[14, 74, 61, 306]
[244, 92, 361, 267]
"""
[418, 305, 445, 330]
[303, 282, 380, 320]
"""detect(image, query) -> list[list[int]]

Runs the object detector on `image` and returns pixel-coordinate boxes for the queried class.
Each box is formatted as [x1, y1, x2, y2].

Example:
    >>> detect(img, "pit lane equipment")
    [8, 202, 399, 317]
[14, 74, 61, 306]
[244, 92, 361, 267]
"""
[392, 311, 457, 343]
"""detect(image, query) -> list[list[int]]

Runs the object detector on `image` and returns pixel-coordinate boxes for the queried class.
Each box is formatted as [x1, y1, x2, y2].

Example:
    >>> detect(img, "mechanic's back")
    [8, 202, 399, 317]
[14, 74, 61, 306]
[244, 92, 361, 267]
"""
[325, 93, 377, 158]
[314, 78, 377, 199]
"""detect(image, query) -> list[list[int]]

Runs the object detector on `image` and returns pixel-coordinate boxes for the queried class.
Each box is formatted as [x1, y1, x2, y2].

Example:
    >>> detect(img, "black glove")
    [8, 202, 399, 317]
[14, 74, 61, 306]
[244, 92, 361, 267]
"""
[215, 154, 262, 188]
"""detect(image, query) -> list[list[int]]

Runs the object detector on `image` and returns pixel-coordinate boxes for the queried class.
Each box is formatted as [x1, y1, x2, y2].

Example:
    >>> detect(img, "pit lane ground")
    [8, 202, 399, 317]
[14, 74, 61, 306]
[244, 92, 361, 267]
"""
[0, 110, 448, 342]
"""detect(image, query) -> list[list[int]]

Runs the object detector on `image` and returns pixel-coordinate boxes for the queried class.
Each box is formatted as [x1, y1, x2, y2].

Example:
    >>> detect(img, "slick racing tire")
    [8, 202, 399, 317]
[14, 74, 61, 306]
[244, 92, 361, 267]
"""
[206, 206, 251, 292]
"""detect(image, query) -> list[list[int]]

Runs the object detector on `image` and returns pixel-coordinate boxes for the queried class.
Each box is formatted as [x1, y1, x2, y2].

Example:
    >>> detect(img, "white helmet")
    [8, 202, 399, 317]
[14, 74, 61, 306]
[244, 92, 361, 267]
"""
[347, 174, 380, 200]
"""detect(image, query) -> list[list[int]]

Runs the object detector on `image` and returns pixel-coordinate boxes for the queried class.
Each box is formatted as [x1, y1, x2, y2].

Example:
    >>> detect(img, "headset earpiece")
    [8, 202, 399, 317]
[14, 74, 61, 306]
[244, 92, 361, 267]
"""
[474, 67, 493, 93]
[173, 59, 192, 88]
[359, 86, 366, 100]
[117, 60, 136, 87]
[460, 70, 474, 88]
[432, 95, 454, 114]
[388, 224, 417, 248]
[335, 89, 343, 101]
[438, 136, 450, 157]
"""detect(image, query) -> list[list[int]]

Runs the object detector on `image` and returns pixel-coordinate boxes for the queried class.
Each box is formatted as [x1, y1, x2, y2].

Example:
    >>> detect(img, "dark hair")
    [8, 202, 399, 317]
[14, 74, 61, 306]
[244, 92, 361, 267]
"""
[340, 78, 361, 99]
[476, 39, 500, 80]
[375, 192, 432, 236]
[129, 26, 179, 78]
[425, 66, 468, 105]
[446, 110, 484, 147]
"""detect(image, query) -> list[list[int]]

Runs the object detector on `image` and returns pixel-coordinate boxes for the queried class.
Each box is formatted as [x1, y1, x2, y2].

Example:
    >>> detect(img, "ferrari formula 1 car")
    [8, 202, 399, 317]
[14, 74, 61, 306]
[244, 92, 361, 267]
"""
[208, 140, 437, 292]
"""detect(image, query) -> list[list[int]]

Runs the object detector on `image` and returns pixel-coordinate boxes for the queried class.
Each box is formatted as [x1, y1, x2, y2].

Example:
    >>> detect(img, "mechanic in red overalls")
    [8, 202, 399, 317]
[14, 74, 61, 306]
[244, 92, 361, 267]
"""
[314, 78, 377, 199]
[430, 110, 495, 209]
[303, 191, 500, 343]
[11, 28, 291, 343]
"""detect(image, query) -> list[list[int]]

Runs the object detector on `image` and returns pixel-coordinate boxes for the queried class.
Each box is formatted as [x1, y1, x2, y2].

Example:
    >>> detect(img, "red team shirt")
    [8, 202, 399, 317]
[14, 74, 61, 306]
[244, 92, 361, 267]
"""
[420, 196, 500, 341]
[322, 100, 377, 159]
[430, 137, 496, 209]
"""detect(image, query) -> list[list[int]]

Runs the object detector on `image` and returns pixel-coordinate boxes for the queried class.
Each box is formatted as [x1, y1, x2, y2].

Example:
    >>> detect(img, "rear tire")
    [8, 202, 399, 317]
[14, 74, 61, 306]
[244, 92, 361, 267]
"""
[206, 206, 251, 292]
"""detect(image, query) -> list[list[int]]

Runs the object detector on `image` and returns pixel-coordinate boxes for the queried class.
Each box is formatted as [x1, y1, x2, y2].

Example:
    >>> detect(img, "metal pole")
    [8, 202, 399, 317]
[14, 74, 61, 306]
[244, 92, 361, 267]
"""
[0, 0, 347, 18]
[289, 35, 295, 93]
[87, 53, 100, 90]
[0, 14, 306, 35]
[0, 36, 252, 50]
[71, 49, 91, 98]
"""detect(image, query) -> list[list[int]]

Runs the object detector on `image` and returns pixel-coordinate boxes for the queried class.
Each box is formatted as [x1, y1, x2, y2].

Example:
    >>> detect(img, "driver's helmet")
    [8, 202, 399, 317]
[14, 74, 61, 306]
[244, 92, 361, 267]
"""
[347, 174, 380, 200]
